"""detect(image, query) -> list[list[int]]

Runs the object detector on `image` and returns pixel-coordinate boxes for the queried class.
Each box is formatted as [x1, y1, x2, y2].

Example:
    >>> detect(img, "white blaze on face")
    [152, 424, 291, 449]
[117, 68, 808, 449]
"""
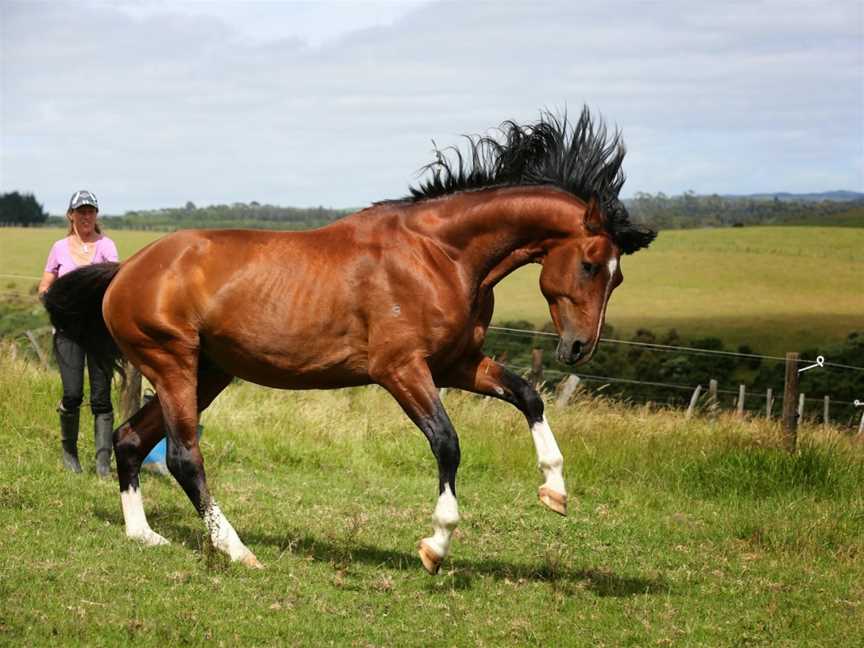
[421, 484, 460, 559]
[589, 256, 619, 353]
[531, 415, 565, 494]
[203, 500, 255, 563]
[121, 486, 169, 546]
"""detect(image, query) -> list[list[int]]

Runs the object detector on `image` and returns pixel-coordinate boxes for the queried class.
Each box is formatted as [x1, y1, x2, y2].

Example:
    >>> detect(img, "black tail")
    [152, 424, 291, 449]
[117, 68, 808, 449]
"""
[44, 262, 124, 374]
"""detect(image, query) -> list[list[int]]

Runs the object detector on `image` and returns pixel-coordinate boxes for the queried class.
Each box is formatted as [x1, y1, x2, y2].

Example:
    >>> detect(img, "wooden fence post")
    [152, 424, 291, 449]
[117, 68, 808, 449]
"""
[737, 384, 746, 418]
[859, 411, 864, 436]
[686, 384, 702, 419]
[782, 352, 799, 453]
[530, 348, 544, 388]
[798, 393, 805, 422]
[766, 387, 773, 420]
[120, 363, 142, 422]
[24, 330, 49, 369]
[823, 396, 829, 430]
[555, 374, 580, 408]
[708, 379, 719, 414]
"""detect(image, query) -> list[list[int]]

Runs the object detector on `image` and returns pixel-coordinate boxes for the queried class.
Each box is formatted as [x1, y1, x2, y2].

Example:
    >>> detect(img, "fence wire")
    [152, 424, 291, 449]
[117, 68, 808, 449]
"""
[488, 326, 864, 372]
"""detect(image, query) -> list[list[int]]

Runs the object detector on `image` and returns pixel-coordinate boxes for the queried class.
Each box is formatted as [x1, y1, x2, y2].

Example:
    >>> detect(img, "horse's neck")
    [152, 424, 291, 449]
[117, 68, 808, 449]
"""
[419, 187, 581, 292]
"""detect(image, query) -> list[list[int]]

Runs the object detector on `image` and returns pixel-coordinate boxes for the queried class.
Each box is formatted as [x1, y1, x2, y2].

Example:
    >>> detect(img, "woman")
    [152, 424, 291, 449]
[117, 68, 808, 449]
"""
[38, 190, 119, 476]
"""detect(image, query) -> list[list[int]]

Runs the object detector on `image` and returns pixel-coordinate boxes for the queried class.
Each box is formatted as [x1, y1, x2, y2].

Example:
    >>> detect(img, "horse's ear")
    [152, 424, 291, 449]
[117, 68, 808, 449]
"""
[584, 197, 604, 234]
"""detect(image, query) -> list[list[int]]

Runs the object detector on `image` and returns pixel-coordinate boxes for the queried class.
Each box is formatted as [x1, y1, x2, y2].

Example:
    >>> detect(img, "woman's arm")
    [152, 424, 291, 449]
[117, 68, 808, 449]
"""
[38, 271, 56, 299]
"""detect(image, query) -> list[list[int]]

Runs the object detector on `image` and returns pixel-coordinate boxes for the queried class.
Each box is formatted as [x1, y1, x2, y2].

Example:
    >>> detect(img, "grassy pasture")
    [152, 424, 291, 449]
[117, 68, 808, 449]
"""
[1, 224, 862, 354]
[1, 350, 863, 646]
[776, 205, 864, 228]
[494, 226, 864, 354]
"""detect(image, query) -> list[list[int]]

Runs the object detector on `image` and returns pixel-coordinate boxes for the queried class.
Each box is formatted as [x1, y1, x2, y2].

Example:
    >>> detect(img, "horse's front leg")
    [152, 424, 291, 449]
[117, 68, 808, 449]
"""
[442, 353, 567, 516]
[373, 355, 461, 575]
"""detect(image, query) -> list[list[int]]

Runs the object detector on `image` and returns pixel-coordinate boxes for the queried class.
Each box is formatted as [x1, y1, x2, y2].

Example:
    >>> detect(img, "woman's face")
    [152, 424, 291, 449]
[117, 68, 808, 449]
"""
[70, 206, 98, 236]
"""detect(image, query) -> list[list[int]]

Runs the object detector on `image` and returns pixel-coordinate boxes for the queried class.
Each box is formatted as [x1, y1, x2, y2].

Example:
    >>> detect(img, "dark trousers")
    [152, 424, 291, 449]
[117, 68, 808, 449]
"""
[53, 332, 113, 415]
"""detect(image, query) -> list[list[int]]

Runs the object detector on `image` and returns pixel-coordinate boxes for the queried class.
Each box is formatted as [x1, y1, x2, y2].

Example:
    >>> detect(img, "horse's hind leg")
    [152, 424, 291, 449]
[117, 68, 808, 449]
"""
[114, 365, 234, 546]
[155, 365, 261, 568]
[115, 398, 172, 546]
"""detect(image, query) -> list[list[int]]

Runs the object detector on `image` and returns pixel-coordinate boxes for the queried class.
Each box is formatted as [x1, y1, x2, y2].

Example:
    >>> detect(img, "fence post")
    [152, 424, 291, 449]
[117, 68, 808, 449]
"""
[530, 348, 544, 388]
[798, 393, 805, 422]
[823, 396, 829, 430]
[737, 384, 746, 418]
[24, 330, 49, 369]
[686, 384, 702, 419]
[555, 375, 580, 408]
[782, 352, 799, 453]
[859, 411, 864, 436]
[766, 387, 773, 420]
[708, 379, 719, 414]
[120, 363, 142, 422]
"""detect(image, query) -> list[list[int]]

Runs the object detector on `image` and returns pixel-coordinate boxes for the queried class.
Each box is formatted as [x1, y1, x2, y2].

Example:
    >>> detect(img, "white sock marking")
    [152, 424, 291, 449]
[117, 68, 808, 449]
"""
[121, 486, 169, 546]
[421, 484, 459, 559]
[531, 415, 566, 494]
[203, 501, 253, 562]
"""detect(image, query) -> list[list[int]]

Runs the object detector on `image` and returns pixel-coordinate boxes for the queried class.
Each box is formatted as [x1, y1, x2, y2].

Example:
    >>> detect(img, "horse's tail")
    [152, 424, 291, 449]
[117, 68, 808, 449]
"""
[43, 262, 124, 375]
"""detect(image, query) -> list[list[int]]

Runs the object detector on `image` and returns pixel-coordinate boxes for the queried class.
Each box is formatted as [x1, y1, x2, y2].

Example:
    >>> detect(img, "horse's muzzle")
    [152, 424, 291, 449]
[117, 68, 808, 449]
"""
[556, 337, 587, 365]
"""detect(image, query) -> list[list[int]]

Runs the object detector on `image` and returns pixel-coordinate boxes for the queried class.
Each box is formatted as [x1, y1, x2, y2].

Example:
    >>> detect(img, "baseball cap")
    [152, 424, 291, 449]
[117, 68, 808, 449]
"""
[69, 190, 99, 211]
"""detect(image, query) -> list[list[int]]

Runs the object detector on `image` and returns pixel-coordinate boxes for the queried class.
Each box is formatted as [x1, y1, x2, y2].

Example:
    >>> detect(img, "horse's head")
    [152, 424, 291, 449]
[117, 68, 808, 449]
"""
[539, 198, 629, 365]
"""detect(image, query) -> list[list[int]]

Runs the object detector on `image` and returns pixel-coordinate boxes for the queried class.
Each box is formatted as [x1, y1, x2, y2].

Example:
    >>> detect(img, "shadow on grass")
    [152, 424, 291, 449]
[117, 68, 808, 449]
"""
[243, 529, 671, 597]
[92, 507, 669, 598]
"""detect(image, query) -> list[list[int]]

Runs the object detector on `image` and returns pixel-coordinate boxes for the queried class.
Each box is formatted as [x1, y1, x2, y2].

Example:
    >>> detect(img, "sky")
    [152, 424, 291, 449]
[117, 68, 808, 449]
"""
[1, 0, 862, 215]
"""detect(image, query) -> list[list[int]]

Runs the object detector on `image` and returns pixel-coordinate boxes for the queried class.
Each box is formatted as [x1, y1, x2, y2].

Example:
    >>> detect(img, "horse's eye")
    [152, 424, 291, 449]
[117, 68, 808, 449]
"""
[581, 262, 599, 276]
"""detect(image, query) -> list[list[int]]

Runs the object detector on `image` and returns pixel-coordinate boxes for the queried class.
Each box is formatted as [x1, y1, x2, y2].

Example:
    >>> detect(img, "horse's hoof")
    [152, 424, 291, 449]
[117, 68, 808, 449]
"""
[418, 540, 442, 575]
[240, 552, 265, 569]
[538, 485, 568, 516]
[128, 528, 170, 547]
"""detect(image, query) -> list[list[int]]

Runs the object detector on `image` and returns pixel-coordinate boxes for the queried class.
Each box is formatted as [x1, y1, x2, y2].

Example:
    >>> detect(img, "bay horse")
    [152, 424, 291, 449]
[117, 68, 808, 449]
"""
[45, 107, 655, 573]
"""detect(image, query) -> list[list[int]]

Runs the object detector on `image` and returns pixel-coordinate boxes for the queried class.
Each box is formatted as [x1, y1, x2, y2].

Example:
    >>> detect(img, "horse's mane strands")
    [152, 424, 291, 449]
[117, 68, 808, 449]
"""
[406, 106, 656, 254]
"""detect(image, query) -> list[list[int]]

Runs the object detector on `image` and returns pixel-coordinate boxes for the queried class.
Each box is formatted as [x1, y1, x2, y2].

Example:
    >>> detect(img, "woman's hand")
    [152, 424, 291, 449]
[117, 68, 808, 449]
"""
[38, 271, 56, 303]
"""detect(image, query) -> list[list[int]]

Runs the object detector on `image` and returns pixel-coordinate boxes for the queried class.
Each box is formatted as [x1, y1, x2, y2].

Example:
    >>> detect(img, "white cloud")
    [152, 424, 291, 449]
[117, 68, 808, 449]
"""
[1, 0, 861, 213]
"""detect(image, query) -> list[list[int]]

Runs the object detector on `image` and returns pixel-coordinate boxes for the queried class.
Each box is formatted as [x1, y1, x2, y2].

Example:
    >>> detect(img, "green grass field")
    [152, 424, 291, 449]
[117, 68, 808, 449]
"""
[1, 350, 862, 646]
[1, 225, 862, 354]
[494, 226, 864, 354]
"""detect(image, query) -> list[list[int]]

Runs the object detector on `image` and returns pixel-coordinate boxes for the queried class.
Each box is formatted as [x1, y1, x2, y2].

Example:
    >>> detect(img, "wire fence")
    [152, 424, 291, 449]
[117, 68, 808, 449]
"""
[486, 325, 864, 425]
[489, 326, 864, 372]
[505, 365, 859, 406]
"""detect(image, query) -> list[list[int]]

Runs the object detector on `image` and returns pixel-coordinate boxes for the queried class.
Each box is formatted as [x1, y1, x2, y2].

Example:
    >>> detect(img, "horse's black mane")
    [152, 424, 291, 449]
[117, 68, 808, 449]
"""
[403, 107, 655, 254]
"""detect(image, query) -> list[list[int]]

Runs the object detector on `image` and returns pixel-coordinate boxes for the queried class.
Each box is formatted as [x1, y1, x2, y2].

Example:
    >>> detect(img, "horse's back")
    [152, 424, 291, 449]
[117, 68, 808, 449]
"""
[104, 228, 380, 387]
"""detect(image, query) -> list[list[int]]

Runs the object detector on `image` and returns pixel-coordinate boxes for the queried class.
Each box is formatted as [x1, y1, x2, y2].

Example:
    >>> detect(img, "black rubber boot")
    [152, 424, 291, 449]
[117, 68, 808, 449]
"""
[59, 407, 82, 473]
[94, 412, 114, 479]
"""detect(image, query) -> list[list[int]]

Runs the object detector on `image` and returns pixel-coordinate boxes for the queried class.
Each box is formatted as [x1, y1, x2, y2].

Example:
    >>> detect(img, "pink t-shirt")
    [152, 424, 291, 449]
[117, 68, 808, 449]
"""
[44, 236, 120, 277]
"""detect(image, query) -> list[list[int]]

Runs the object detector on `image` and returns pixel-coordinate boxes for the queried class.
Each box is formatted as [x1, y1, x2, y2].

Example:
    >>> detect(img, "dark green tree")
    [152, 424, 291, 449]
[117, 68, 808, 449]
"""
[0, 191, 48, 226]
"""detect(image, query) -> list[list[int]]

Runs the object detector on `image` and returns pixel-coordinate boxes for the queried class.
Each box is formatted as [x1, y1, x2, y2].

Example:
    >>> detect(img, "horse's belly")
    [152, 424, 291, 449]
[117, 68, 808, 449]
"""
[201, 333, 372, 390]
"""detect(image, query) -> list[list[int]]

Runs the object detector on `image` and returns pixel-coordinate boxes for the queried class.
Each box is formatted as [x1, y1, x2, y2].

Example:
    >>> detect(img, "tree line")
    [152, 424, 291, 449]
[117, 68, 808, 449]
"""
[2, 190, 862, 230]
[626, 192, 863, 229]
